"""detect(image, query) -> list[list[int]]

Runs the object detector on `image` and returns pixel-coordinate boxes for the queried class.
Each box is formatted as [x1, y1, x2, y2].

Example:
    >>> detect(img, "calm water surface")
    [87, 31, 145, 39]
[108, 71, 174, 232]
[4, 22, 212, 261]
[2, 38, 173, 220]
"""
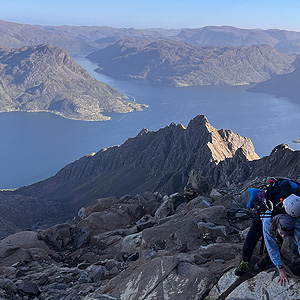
[0, 57, 300, 189]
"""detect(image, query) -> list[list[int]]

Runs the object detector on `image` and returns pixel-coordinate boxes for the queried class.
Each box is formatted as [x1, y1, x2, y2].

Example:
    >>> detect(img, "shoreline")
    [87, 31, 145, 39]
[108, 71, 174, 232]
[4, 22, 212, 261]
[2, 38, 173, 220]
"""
[0, 109, 118, 122]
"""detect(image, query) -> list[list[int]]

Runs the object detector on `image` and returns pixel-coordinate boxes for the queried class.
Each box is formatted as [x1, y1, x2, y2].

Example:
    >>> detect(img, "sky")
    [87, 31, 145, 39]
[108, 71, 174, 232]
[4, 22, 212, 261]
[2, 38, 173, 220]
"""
[1, 0, 300, 31]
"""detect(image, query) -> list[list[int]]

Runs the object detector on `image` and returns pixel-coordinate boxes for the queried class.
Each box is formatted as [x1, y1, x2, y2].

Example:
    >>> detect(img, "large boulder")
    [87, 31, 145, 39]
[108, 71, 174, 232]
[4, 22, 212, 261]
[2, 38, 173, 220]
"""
[0, 231, 56, 266]
[39, 223, 73, 250]
[98, 256, 216, 300]
[78, 194, 160, 235]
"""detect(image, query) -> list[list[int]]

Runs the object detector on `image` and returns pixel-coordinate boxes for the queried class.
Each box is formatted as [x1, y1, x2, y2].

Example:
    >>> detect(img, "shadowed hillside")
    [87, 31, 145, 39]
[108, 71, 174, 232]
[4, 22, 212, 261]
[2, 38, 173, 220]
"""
[249, 57, 300, 104]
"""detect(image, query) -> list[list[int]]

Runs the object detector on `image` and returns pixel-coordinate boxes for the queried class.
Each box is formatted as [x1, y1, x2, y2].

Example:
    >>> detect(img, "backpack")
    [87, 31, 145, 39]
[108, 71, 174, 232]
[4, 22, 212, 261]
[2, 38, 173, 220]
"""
[247, 177, 300, 216]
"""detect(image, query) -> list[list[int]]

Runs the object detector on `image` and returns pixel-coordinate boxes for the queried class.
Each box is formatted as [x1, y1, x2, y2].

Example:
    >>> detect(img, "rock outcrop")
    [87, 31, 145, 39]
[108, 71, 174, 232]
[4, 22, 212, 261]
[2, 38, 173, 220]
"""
[87, 39, 296, 87]
[0, 44, 145, 121]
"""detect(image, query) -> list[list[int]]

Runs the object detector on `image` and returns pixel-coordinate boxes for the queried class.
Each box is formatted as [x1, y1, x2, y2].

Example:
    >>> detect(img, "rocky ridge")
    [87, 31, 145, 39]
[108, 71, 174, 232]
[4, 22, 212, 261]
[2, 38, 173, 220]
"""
[87, 39, 296, 87]
[0, 44, 145, 121]
[2, 115, 300, 238]
[0, 115, 258, 229]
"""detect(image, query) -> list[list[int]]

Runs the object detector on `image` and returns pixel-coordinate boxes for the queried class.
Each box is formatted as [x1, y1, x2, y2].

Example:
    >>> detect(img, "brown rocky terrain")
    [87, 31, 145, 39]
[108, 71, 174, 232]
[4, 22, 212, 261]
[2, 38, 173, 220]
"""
[87, 39, 296, 87]
[0, 44, 145, 121]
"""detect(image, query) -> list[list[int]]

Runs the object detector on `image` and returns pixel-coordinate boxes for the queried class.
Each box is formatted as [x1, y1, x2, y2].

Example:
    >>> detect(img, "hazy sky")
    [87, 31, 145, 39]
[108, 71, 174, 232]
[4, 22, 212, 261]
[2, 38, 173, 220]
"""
[1, 0, 300, 30]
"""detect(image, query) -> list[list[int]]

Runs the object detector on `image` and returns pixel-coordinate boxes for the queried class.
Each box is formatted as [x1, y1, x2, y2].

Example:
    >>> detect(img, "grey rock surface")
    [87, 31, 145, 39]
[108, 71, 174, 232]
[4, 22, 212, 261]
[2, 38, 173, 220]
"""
[0, 186, 298, 299]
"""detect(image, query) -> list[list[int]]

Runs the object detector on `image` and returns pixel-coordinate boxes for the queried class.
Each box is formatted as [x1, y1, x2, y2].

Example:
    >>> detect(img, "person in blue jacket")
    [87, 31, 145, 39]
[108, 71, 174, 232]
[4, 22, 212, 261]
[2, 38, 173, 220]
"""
[235, 180, 300, 280]
[261, 212, 300, 286]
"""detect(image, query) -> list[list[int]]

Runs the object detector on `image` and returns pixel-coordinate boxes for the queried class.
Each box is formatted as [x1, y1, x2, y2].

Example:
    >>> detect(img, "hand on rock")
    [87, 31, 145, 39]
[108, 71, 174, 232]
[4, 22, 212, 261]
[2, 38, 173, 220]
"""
[278, 268, 289, 286]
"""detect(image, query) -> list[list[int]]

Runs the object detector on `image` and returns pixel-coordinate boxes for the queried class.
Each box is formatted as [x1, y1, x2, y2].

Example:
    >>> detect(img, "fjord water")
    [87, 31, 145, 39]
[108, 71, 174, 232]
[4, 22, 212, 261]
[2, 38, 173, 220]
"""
[1, 57, 300, 189]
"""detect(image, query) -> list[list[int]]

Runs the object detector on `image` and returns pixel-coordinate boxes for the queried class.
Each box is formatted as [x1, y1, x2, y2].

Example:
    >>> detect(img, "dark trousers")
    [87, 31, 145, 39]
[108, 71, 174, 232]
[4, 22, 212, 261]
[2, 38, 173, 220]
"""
[242, 218, 272, 268]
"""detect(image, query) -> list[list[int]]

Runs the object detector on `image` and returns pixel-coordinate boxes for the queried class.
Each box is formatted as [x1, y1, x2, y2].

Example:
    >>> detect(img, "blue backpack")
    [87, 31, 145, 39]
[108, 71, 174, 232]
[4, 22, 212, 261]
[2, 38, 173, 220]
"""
[247, 177, 300, 215]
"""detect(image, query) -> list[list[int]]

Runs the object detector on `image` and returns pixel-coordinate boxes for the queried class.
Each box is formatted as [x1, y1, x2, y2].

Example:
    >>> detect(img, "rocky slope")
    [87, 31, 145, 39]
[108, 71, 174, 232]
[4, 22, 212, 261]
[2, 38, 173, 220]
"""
[87, 39, 296, 86]
[1, 115, 300, 299]
[0, 44, 145, 121]
[0, 187, 299, 299]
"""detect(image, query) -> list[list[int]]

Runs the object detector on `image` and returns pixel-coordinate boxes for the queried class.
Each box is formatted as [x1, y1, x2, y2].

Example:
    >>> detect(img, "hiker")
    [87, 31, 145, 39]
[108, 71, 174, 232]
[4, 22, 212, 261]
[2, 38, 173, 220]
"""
[235, 178, 300, 281]
[261, 213, 300, 286]
[235, 182, 276, 277]
[234, 217, 272, 276]
[235, 212, 300, 284]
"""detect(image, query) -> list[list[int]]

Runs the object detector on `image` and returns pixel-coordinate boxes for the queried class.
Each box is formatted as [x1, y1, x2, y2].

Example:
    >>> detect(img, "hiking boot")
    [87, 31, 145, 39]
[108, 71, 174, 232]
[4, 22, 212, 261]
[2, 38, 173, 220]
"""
[234, 261, 249, 276]
[253, 263, 262, 272]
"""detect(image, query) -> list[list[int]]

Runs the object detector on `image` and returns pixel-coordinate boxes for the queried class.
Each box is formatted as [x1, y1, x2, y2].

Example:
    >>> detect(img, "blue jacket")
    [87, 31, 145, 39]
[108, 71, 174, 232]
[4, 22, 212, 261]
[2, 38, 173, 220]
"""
[261, 210, 300, 269]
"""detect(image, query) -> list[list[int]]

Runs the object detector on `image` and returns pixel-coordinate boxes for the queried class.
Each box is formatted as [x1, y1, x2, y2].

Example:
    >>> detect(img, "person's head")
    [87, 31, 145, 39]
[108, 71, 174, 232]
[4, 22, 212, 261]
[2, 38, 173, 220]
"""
[272, 214, 297, 237]
[283, 194, 300, 218]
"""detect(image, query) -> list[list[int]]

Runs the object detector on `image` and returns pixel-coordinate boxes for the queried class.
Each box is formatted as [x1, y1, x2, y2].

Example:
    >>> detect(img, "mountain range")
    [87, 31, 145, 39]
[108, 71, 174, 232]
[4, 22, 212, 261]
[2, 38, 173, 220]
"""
[1, 19, 300, 103]
[175, 26, 300, 54]
[2, 20, 300, 54]
[0, 115, 258, 235]
[0, 44, 144, 120]
[87, 39, 296, 87]
[0, 20, 93, 54]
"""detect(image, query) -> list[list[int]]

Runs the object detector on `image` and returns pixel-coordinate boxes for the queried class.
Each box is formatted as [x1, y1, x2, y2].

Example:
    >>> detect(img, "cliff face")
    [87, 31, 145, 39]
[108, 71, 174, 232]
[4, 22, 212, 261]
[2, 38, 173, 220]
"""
[87, 39, 296, 86]
[0, 44, 145, 120]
